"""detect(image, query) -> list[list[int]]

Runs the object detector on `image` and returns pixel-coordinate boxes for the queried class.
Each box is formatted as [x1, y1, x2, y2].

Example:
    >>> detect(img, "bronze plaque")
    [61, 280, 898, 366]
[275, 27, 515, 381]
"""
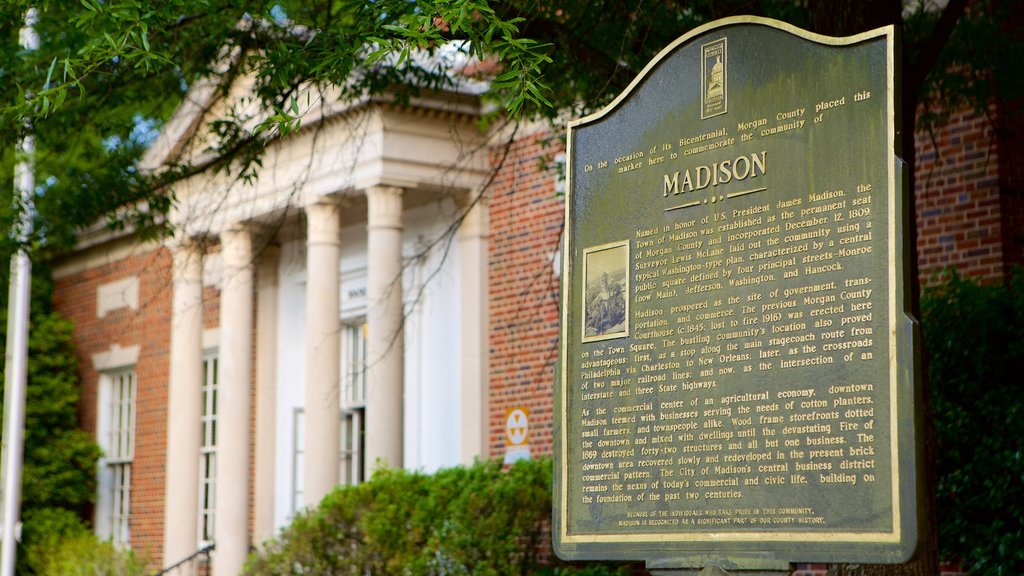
[555, 17, 919, 565]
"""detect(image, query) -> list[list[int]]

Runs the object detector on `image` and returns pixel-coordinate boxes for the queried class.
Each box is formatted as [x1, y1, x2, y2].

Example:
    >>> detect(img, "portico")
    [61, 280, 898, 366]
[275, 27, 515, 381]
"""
[151, 91, 490, 574]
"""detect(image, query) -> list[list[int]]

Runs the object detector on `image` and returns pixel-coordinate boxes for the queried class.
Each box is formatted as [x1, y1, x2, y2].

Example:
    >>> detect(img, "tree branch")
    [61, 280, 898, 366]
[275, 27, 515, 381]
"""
[904, 0, 970, 112]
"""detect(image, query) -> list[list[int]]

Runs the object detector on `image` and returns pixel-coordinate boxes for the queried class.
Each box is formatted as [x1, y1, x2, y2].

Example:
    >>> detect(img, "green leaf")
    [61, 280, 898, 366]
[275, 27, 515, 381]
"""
[44, 57, 57, 90]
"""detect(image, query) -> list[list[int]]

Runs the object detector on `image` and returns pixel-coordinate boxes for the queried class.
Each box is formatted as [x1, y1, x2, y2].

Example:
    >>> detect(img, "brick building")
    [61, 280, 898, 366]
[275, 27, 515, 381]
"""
[49, 31, 1021, 576]
[915, 102, 1024, 283]
[53, 75, 494, 574]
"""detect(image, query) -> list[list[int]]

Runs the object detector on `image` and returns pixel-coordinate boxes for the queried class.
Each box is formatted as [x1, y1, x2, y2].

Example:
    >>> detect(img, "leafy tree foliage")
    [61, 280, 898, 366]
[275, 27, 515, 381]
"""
[1, 0, 1021, 263]
[921, 270, 1024, 575]
[0, 271, 102, 575]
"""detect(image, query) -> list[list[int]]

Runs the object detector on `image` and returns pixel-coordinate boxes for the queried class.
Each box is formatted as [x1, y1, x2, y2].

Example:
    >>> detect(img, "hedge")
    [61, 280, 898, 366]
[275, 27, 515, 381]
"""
[244, 458, 627, 576]
[922, 269, 1024, 575]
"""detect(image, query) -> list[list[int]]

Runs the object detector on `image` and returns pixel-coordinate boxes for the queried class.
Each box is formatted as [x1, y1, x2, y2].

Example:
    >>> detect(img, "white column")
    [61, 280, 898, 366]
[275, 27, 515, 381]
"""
[304, 200, 341, 505]
[365, 186, 405, 470]
[254, 246, 279, 544]
[214, 225, 253, 576]
[458, 194, 489, 462]
[163, 238, 204, 570]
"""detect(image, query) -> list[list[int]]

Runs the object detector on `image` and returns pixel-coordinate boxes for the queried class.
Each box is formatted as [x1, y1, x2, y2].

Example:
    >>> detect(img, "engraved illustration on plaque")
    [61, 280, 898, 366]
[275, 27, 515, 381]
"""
[701, 37, 727, 119]
[582, 241, 630, 342]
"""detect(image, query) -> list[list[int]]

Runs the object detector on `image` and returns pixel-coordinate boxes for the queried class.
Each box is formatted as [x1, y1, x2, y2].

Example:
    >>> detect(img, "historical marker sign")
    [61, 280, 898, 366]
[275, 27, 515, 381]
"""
[555, 17, 920, 566]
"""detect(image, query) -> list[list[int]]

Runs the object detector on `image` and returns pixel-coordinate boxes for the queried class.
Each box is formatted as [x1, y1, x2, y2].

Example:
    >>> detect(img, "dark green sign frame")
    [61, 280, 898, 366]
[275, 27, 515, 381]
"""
[555, 17, 921, 566]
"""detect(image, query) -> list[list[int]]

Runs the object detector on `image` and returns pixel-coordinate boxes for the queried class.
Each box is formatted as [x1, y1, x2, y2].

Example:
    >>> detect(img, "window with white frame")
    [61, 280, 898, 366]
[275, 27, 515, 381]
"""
[290, 322, 367, 516]
[96, 369, 136, 547]
[198, 354, 218, 545]
[340, 322, 367, 485]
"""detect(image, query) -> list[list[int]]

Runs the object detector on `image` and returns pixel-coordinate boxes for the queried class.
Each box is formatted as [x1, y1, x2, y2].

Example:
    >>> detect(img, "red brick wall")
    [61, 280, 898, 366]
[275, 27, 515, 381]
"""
[487, 131, 564, 458]
[52, 240, 260, 565]
[914, 105, 1004, 285]
[52, 246, 174, 565]
[996, 100, 1024, 274]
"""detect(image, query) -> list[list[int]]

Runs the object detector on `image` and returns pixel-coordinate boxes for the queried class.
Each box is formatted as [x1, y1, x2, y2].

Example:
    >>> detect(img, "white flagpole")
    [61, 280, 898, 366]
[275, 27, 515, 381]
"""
[1, 8, 38, 575]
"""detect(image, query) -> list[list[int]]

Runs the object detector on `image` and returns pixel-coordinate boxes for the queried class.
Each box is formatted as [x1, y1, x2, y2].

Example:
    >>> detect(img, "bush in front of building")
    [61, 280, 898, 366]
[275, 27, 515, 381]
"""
[244, 458, 629, 576]
[922, 268, 1024, 575]
[24, 527, 149, 576]
[0, 272, 103, 575]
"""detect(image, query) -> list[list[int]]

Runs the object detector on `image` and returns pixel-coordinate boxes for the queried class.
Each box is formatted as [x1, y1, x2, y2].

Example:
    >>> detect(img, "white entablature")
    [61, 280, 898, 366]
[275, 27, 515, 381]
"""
[141, 73, 490, 237]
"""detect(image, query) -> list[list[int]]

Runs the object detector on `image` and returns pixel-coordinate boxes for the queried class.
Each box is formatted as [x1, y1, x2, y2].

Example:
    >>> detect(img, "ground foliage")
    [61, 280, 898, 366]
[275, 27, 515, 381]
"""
[0, 271, 102, 575]
[25, 529, 149, 576]
[244, 458, 630, 576]
[921, 270, 1024, 575]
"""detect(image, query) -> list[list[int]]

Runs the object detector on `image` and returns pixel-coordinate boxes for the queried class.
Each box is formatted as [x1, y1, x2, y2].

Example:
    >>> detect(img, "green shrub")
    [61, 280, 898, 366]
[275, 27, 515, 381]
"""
[24, 528, 148, 576]
[245, 458, 628, 576]
[20, 507, 92, 573]
[1, 288, 102, 574]
[922, 269, 1024, 575]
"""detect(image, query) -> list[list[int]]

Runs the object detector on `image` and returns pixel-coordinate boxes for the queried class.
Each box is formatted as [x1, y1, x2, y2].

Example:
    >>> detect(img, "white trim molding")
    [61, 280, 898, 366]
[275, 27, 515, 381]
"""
[92, 344, 141, 372]
[97, 277, 140, 318]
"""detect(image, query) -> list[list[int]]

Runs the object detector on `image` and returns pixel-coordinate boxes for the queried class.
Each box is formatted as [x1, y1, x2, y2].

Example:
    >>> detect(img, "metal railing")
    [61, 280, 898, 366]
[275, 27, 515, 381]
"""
[155, 544, 214, 576]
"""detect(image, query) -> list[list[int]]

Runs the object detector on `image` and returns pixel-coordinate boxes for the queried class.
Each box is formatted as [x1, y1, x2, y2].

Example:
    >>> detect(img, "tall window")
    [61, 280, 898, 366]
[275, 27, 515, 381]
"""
[97, 369, 136, 547]
[291, 322, 366, 516]
[199, 354, 218, 545]
[340, 322, 367, 485]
